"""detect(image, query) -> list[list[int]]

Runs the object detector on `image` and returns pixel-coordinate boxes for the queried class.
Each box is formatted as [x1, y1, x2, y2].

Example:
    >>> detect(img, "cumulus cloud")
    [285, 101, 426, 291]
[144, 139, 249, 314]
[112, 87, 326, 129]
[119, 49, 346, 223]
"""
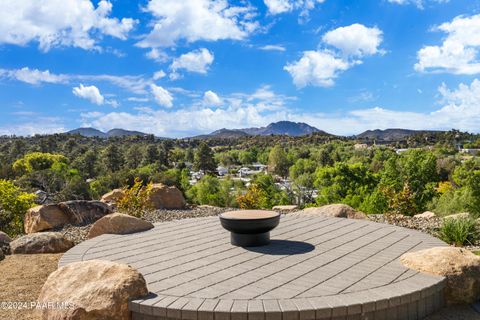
[170, 48, 214, 77]
[285, 24, 383, 87]
[150, 84, 173, 107]
[415, 14, 480, 74]
[137, 0, 258, 49]
[72, 84, 105, 105]
[263, 0, 325, 21]
[0, 67, 67, 85]
[322, 24, 384, 57]
[0, 0, 135, 51]
[203, 90, 222, 106]
[76, 79, 480, 137]
[284, 51, 353, 87]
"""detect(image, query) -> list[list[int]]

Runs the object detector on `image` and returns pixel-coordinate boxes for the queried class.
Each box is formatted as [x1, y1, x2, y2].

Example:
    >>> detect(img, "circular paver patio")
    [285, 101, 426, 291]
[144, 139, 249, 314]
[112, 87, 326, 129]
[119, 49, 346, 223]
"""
[60, 215, 448, 320]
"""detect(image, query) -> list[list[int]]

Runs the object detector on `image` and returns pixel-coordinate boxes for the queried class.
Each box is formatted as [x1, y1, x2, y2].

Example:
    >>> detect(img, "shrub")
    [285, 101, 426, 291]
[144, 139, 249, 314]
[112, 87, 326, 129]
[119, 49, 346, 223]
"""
[0, 179, 35, 236]
[438, 217, 479, 246]
[117, 178, 153, 217]
[236, 184, 268, 209]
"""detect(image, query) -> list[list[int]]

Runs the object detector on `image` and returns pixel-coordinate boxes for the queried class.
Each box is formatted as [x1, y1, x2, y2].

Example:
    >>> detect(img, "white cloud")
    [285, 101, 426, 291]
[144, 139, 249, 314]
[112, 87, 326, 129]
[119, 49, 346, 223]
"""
[0, 67, 67, 85]
[284, 50, 353, 87]
[263, 0, 325, 21]
[285, 24, 384, 87]
[387, 0, 449, 10]
[137, 0, 258, 49]
[0, 117, 66, 136]
[203, 90, 222, 106]
[264, 0, 293, 14]
[322, 24, 383, 57]
[415, 14, 480, 74]
[150, 84, 173, 107]
[72, 84, 105, 105]
[0, 0, 135, 51]
[145, 48, 169, 62]
[153, 70, 166, 80]
[259, 45, 286, 52]
[170, 48, 214, 75]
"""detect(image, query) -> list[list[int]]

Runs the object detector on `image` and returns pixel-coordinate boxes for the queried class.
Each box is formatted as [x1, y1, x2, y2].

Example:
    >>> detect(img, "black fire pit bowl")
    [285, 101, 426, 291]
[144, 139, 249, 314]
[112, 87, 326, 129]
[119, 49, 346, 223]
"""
[219, 210, 280, 247]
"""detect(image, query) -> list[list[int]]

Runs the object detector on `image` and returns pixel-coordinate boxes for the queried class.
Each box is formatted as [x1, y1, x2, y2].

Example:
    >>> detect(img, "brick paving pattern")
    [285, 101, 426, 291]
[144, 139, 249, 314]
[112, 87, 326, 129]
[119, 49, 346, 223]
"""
[60, 215, 449, 320]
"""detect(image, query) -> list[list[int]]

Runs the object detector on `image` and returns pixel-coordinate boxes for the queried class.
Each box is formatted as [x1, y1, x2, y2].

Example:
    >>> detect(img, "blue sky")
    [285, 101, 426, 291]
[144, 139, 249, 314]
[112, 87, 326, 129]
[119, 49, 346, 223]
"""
[1, 0, 480, 137]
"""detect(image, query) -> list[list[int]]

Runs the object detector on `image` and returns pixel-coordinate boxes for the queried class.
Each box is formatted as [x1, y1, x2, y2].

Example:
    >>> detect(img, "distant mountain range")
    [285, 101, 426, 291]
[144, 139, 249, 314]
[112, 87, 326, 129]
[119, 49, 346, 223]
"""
[356, 129, 441, 141]
[66, 128, 148, 138]
[65, 123, 444, 140]
[192, 121, 327, 139]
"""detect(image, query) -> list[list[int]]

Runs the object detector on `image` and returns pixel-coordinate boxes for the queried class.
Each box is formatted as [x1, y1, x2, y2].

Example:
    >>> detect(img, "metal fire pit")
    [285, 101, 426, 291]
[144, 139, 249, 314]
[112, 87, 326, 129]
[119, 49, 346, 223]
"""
[219, 210, 280, 247]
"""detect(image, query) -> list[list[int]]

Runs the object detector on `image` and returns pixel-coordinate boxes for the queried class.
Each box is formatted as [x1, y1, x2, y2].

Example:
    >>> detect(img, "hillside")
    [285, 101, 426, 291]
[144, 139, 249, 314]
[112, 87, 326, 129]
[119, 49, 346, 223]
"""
[357, 128, 441, 141]
[66, 128, 148, 138]
[192, 121, 328, 139]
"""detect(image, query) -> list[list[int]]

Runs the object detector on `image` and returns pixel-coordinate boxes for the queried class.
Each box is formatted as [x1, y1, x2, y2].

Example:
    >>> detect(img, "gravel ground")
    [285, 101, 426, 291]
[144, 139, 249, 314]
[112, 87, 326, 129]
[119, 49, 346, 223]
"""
[0, 253, 61, 320]
[142, 205, 235, 223]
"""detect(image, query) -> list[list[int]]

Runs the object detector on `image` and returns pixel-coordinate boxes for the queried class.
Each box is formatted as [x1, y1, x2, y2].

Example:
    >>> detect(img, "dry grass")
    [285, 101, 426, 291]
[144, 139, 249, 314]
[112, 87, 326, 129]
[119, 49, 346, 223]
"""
[0, 254, 61, 320]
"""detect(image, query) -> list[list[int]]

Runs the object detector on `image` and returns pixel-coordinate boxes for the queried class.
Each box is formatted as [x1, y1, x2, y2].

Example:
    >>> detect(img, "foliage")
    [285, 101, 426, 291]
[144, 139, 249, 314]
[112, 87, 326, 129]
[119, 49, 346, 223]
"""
[117, 178, 153, 217]
[314, 163, 377, 209]
[438, 217, 478, 246]
[194, 142, 217, 173]
[268, 145, 290, 178]
[0, 179, 35, 236]
[236, 184, 268, 209]
[383, 183, 418, 216]
[13, 152, 68, 176]
[187, 175, 236, 207]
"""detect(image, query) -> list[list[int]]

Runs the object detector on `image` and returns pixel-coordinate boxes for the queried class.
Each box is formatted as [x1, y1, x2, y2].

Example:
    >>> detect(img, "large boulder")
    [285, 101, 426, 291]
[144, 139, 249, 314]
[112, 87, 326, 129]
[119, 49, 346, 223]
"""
[58, 200, 112, 224]
[300, 204, 366, 219]
[414, 211, 437, 219]
[0, 249, 3, 261]
[101, 188, 126, 204]
[400, 247, 480, 305]
[25, 200, 112, 233]
[38, 260, 149, 320]
[147, 184, 186, 209]
[87, 213, 154, 239]
[0, 231, 12, 255]
[24, 204, 71, 234]
[10, 232, 74, 254]
[0, 231, 12, 244]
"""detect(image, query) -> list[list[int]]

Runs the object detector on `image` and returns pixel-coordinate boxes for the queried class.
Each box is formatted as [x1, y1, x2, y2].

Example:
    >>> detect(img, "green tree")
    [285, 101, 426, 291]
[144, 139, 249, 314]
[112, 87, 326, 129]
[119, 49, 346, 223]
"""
[194, 142, 217, 173]
[268, 145, 290, 178]
[102, 144, 124, 172]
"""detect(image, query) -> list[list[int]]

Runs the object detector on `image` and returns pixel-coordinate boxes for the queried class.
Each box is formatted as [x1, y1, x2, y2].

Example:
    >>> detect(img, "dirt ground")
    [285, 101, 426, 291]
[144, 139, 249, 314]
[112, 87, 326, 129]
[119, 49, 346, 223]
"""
[0, 254, 61, 320]
[0, 253, 479, 320]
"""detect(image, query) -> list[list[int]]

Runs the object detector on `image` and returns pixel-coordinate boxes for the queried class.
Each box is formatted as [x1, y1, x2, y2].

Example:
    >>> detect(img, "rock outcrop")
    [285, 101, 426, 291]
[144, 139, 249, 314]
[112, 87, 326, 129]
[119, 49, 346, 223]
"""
[24, 200, 112, 233]
[414, 211, 436, 219]
[147, 184, 186, 209]
[400, 247, 480, 305]
[10, 232, 74, 254]
[272, 205, 298, 212]
[38, 260, 149, 320]
[87, 213, 154, 239]
[300, 204, 367, 219]
[100, 188, 126, 204]
[0, 231, 12, 255]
